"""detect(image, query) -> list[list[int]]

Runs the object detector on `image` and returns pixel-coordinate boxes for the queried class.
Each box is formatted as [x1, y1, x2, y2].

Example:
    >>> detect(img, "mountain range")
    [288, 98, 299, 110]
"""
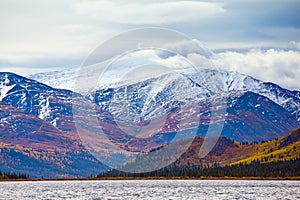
[0, 62, 300, 177]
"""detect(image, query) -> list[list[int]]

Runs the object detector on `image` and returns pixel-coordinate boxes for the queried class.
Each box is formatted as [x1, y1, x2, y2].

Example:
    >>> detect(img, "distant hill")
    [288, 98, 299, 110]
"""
[171, 126, 300, 167]
[231, 127, 300, 165]
[112, 127, 300, 173]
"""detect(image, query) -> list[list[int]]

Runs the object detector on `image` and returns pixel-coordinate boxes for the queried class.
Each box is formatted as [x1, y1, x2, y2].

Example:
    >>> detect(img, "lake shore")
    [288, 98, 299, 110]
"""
[1, 176, 300, 182]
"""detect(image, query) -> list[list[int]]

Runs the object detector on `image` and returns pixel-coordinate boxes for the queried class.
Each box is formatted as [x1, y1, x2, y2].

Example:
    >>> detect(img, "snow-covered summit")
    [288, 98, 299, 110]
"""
[27, 67, 79, 92]
[26, 48, 300, 121]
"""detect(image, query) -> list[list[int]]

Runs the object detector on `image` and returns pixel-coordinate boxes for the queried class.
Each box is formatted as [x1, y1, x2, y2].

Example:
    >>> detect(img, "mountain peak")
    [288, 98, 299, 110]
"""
[1, 71, 300, 177]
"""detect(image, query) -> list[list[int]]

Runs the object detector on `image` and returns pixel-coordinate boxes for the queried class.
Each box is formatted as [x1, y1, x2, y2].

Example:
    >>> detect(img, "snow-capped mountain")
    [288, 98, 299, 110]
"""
[4, 67, 298, 141]
[90, 78, 299, 142]
[1, 46, 298, 177]
[0, 72, 83, 133]
[27, 49, 300, 122]
[195, 69, 300, 121]
[28, 65, 300, 123]
[1, 69, 300, 176]
[2, 49, 300, 161]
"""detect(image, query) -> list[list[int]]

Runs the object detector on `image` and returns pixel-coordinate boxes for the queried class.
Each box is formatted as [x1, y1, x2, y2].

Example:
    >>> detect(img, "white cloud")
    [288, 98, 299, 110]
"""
[205, 41, 296, 51]
[0, 0, 223, 69]
[0, 0, 299, 92]
[214, 49, 300, 90]
[290, 41, 300, 50]
[0, 0, 123, 70]
[0, 16, 119, 62]
[73, 1, 225, 25]
[0, 66, 64, 76]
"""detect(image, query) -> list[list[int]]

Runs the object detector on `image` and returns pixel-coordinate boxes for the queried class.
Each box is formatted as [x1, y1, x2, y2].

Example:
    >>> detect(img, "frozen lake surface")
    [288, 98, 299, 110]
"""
[0, 180, 299, 199]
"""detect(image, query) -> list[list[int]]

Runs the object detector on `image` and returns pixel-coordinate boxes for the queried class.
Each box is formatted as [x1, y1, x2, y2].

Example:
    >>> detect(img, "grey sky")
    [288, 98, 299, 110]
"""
[0, 0, 299, 89]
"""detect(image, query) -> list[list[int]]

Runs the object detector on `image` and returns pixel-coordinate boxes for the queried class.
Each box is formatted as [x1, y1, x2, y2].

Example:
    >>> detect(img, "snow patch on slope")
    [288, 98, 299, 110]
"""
[38, 96, 51, 120]
[0, 74, 16, 101]
[0, 84, 15, 101]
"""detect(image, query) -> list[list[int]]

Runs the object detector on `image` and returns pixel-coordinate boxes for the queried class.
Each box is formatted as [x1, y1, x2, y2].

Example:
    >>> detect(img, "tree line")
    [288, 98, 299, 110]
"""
[0, 171, 28, 180]
[96, 157, 300, 178]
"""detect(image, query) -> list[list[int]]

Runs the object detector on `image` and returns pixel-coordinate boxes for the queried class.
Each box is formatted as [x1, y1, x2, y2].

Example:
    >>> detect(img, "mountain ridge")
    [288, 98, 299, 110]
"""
[28, 67, 300, 122]
[1, 70, 300, 177]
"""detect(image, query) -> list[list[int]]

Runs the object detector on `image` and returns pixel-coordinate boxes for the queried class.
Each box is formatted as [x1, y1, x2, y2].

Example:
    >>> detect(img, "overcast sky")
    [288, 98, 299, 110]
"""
[0, 0, 300, 90]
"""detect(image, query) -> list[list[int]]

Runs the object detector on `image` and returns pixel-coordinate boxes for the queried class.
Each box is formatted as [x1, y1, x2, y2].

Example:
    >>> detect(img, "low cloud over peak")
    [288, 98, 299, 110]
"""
[214, 49, 300, 90]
